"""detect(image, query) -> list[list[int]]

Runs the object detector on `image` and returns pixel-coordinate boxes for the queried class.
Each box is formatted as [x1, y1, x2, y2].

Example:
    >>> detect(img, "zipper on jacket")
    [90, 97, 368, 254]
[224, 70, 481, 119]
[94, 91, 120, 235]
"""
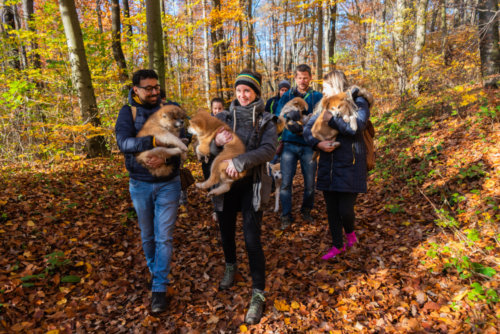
[330, 153, 333, 183]
[352, 143, 356, 164]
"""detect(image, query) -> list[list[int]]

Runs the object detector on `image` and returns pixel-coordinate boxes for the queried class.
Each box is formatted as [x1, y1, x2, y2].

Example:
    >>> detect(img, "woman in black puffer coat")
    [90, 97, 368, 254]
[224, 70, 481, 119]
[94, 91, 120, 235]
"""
[303, 70, 370, 260]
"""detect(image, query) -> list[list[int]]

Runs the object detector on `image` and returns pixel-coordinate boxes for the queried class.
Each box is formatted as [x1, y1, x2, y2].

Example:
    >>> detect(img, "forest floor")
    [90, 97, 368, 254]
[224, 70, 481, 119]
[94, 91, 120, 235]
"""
[1, 86, 500, 333]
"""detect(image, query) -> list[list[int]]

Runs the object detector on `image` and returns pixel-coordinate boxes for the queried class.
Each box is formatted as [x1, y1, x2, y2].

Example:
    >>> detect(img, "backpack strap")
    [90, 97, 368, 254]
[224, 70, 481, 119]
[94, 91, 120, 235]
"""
[131, 106, 137, 121]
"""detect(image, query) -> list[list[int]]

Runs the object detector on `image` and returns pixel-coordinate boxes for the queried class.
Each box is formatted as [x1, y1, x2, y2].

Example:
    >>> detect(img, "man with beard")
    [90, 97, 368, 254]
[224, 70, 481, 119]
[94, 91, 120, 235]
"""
[115, 70, 182, 313]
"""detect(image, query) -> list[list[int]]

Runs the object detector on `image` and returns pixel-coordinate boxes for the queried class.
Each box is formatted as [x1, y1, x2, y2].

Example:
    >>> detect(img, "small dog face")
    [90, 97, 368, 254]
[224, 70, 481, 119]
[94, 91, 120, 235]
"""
[154, 105, 187, 135]
[288, 97, 308, 113]
[322, 92, 349, 117]
[270, 163, 281, 180]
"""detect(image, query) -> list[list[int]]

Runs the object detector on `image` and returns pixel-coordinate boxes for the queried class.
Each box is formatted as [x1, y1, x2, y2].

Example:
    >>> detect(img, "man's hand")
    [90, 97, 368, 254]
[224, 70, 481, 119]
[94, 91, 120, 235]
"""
[287, 121, 303, 134]
[215, 127, 233, 146]
[317, 141, 339, 152]
[287, 109, 301, 122]
[223, 159, 238, 178]
[146, 154, 165, 169]
[322, 110, 333, 123]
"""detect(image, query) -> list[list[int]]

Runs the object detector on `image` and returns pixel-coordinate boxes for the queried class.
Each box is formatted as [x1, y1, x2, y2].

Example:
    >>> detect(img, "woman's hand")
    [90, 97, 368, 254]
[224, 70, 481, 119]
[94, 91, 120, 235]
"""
[146, 154, 165, 169]
[223, 159, 239, 178]
[317, 141, 339, 152]
[215, 127, 233, 146]
[322, 110, 333, 123]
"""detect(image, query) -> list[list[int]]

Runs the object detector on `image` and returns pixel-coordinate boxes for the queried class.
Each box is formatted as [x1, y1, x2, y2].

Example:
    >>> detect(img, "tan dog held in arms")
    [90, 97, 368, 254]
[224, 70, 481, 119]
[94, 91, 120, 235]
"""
[188, 110, 247, 196]
[135, 105, 188, 177]
[279, 97, 311, 134]
[310, 87, 374, 162]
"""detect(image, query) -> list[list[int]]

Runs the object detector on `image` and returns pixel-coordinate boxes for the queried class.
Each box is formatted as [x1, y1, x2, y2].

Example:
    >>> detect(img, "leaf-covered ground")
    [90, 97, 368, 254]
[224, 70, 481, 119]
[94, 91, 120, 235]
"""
[1, 88, 499, 333]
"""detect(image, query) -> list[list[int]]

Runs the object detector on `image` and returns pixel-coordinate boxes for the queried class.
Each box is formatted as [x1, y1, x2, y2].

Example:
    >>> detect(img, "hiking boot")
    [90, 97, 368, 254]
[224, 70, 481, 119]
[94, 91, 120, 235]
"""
[321, 245, 346, 261]
[302, 209, 315, 223]
[280, 216, 291, 230]
[245, 289, 266, 325]
[346, 231, 358, 248]
[151, 292, 168, 313]
[219, 263, 238, 291]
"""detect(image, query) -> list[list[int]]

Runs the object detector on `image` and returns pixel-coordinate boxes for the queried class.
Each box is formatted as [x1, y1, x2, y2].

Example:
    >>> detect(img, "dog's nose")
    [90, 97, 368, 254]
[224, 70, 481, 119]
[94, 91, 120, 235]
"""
[175, 119, 184, 128]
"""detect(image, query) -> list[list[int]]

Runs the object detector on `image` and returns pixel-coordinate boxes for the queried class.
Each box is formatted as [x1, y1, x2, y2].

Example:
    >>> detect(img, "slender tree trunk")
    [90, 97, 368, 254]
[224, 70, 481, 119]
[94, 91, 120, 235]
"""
[12, 4, 27, 69]
[2, 5, 20, 70]
[58, 0, 109, 157]
[146, 0, 166, 90]
[429, 2, 438, 32]
[246, 0, 255, 70]
[96, 0, 103, 33]
[283, 3, 288, 76]
[478, 0, 500, 87]
[317, 1, 323, 84]
[110, 0, 128, 85]
[22, 0, 40, 68]
[327, 0, 337, 68]
[122, 0, 133, 39]
[210, 0, 223, 99]
[440, 0, 451, 66]
[394, 0, 407, 95]
[202, 0, 210, 108]
[411, 0, 429, 96]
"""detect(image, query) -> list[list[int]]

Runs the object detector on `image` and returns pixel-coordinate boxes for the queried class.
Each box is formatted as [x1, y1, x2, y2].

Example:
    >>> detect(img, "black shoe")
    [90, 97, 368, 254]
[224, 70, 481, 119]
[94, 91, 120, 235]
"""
[151, 292, 168, 313]
[245, 289, 266, 324]
[302, 209, 315, 223]
[219, 263, 238, 291]
[280, 216, 291, 230]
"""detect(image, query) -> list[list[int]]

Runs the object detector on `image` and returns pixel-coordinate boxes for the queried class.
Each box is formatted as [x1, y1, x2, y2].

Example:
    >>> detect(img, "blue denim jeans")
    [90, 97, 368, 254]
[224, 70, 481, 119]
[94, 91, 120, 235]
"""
[129, 176, 181, 292]
[280, 142, 317, 219]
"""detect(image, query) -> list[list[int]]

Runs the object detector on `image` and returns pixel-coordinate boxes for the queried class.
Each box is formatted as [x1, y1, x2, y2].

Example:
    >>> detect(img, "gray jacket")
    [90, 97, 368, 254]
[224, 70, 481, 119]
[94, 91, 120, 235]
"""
[209, 98, 278, 211]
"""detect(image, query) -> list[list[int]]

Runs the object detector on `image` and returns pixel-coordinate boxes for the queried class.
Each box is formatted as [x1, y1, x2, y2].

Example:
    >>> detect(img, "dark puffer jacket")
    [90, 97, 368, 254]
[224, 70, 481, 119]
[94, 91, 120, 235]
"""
[115, 89, 181, 183]
[209, 98, 278, 211]
[303, 92, 370, 193]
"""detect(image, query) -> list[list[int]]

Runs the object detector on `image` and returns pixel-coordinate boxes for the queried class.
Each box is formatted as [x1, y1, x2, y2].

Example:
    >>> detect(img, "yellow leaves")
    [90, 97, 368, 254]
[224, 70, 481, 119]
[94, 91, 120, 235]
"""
[46, 331, 59, 334]
[483, 179, 495, 189]
[114, 252, 124, 257]
[239, 325, 248, 332]
[460, 93, 478, 107]
[56, 298, 67, 305]
[27, 220, 35, 227]
[453, 289, 469, 301]
[274, 299, 290, 312]
[291, 301, 300, 309]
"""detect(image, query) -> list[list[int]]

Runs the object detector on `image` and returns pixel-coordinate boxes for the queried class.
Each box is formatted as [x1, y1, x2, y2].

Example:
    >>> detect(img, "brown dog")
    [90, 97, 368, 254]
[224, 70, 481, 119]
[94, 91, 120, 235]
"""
[310, 92, 357, 162]
[187, 110, 247, 196]
[280, 97, 311, 134]
[135, 105, 188, 177]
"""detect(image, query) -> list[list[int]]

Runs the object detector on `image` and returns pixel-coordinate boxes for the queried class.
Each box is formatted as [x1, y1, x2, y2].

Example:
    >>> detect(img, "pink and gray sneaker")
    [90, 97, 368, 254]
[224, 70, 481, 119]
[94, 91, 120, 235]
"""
[346, 231, 357, 248]
[321, 245, 346, 260]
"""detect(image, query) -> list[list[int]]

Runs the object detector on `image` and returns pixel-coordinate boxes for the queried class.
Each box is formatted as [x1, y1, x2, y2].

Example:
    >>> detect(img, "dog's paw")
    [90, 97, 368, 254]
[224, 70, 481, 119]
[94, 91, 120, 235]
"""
[195, 182, 205, 189]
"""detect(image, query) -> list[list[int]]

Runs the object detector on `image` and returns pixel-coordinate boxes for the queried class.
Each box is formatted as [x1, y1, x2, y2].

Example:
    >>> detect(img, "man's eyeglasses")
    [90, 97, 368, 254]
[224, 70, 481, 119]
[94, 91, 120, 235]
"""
[136, 85, 161, 93]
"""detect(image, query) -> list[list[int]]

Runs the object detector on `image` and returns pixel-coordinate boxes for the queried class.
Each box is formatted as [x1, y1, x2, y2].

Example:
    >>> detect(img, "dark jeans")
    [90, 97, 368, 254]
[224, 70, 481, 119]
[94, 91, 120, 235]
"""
[280, 142, 317, 219]
[216, 178, 265, 290]
[201, 161, 211, 180]
[323, 191, 358, 249]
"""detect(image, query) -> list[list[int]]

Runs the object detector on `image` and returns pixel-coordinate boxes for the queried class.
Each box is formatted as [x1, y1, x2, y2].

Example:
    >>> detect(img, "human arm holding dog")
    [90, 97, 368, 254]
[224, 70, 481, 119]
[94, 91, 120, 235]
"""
[326, 96, 370, 136]
[304, 114, 338, 153]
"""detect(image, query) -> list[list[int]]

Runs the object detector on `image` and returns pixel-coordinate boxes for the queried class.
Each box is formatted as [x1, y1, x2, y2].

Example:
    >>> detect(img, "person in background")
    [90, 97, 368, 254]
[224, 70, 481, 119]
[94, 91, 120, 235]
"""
[303, 70, 370, 260]
[115, 70, 182, 313]
[275, 64, 323, 230]
[265, 80, 290, 115]
[211, 97, 224, 116]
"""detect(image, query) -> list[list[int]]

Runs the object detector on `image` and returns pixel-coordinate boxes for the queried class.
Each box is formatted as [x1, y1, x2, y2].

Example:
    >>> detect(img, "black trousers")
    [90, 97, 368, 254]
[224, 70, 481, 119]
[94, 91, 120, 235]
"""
[216, 178, 265, 290]
[201, 161, 211, 180]
[323, 191, 358, 249]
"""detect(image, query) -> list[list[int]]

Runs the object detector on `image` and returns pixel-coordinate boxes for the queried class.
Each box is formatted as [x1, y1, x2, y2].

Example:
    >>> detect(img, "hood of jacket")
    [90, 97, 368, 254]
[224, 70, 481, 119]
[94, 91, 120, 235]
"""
[128, 88, 162, 110]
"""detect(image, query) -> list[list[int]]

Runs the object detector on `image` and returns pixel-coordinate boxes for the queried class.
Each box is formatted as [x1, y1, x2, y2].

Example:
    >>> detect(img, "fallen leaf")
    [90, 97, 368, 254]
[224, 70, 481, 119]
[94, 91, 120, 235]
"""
[114, 252, 124, 257]
[27, 220, 35, 227]
[291, 301, 300, 309]
[239, 325, 248, 332]
[206, 315, 219, 324]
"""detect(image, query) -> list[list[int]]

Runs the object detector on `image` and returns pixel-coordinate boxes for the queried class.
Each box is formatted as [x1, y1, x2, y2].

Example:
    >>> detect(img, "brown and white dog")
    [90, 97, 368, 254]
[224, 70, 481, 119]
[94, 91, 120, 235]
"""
[267, 162, 282, 213]
[187, 109, 247, 196]
[135, 105, 188, 177]
[279, 97, 311, 135]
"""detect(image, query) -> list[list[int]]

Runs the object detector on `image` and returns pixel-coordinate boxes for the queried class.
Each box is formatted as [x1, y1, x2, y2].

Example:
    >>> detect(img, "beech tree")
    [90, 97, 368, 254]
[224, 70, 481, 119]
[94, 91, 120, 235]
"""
[477, 0, 500, 87]
[146, 0, 166, 90]
[110, 0, 128, 83]
[58, 0, 109, 157]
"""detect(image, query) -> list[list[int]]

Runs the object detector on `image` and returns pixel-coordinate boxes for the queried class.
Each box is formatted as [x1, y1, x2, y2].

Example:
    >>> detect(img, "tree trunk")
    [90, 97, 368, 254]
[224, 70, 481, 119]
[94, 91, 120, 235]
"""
[2, 5, 20, 70]
[411, 0, 429, 96]
[393, 0, 407, 95]
[317, 1, 323, 84]
[96, 0, 103, 33]
[246, 0, 255, 70]
[327, 0, 336, 68]
[12, 4, 27, 69]
[146, 0, 165, 90]
[122, 0, 133, 39]
[429, 2, 438, 32]
[22, 0, 40, 68]
[202, 0, 211, 108]
[478, 0, 500, 87]
[187, 0, 194, 76]
[110, 0, 128, 84]
[210, 0, 223, 99]
[58, 0, 109, 157]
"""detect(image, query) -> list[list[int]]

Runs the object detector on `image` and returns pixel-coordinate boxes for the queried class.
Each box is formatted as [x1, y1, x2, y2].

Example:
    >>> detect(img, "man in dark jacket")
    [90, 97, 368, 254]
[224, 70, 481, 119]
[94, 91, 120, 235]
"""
[115, 70, 182, 313]
[275, 64, 323, 230]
